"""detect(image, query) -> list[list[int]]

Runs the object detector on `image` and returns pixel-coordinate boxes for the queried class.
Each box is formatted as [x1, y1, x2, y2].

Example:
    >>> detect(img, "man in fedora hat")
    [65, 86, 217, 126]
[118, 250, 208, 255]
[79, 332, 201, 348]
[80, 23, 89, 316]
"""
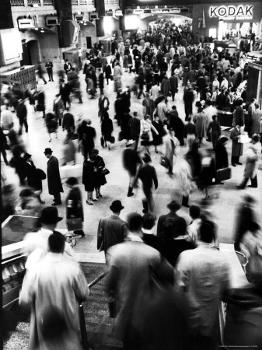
[157, 199, 182, 238]
[23, 206, 73, 269]
[97, 200, 128, 259]
[44, 148, 63, 205]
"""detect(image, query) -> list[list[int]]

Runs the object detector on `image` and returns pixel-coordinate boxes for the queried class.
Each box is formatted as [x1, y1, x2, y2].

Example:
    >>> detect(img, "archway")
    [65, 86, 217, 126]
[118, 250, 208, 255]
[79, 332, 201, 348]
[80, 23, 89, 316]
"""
[139, 13, 192, 31]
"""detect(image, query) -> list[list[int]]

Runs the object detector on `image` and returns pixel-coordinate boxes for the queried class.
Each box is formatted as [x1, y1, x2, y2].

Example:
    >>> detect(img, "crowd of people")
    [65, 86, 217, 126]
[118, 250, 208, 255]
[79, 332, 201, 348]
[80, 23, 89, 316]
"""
[1, 18, 262, 350]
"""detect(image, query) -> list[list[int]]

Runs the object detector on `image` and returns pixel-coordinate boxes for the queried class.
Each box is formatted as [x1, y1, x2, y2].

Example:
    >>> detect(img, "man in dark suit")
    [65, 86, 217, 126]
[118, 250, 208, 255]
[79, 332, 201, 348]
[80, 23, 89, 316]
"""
[157, 200, 181, 238]
[136, 154, 158, 214]
[105, 212, 173, 349]
[45, 59, 54, 82]
[97, 200, 127, 258]
[44, 148, 63, 205]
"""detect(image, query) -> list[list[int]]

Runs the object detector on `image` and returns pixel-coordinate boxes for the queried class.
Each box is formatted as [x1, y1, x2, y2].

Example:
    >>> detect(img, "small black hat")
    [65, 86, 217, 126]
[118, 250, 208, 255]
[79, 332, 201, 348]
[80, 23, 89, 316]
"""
[143, 153, 151, 163]
[110, 200, 124, 212]
[40, 206, 63, 225]
[23, 153, 32, 160]
[44, 148, 53, 155]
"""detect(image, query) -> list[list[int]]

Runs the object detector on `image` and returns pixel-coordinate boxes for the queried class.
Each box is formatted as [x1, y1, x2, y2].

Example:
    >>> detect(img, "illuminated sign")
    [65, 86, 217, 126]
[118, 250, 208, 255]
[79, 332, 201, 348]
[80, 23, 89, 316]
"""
[209, 5, 254, 20]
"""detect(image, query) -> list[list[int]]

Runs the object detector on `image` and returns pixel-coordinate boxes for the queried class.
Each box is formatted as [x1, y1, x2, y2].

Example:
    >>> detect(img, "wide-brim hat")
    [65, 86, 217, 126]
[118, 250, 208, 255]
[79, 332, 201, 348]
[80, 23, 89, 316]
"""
[110, 200, 124, 212]
[40, 206, 63, 225]
[44, 148, 53, 155]
[167, 200, 181, 211]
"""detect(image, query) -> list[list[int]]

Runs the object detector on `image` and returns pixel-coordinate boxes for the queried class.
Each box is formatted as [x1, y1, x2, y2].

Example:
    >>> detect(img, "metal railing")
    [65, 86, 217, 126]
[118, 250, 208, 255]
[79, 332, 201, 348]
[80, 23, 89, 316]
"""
[27, 0, 41, 5]
[79, 271, 106, 350]
[43, 0, 54, 5]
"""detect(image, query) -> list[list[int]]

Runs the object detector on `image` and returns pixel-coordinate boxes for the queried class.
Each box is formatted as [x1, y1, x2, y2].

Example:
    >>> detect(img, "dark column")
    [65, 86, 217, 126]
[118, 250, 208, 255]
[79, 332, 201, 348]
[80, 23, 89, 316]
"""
[94, 0, 105, 37]
[0, 0, 13, 29]
[54, 0, 72, 47]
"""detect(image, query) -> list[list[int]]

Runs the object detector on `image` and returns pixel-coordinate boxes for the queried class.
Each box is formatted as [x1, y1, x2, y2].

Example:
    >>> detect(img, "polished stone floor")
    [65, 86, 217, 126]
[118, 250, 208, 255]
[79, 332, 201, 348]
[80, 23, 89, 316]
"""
[1, 68, 262, 262]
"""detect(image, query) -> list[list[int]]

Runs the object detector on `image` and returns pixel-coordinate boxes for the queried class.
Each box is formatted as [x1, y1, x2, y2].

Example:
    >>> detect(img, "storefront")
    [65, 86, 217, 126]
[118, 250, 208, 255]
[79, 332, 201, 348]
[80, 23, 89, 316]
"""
[192, 2, 262, 41]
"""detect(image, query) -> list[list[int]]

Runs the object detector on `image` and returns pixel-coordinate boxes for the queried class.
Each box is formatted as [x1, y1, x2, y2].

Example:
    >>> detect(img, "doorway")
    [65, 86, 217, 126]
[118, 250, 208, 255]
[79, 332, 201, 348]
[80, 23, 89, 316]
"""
[22, 40, 40, 65]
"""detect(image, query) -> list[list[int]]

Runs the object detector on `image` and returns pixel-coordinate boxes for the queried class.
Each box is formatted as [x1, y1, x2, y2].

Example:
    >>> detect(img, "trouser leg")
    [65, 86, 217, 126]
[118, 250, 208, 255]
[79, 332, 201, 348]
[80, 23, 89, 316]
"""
[53, 192, 61, 204]
[251, 175, 257, 187]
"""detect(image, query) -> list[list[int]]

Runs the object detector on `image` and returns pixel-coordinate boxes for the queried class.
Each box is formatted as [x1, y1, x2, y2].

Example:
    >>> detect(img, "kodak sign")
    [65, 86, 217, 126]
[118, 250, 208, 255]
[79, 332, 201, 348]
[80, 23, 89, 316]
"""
[209, 5, 254, 18]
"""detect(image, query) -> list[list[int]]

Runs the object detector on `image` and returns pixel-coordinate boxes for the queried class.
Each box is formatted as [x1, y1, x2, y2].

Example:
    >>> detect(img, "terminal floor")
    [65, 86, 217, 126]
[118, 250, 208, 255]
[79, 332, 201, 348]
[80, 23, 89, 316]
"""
[1, 69, 262, 264]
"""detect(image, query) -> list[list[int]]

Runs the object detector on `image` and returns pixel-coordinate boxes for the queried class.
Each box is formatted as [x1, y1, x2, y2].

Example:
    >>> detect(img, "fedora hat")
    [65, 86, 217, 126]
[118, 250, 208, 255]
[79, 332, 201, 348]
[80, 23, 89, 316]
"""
[23, 153, 32, 160]
[40, 206, 63, 225]
[167, 200, 181, 211]
[44, 148, 53, 155]
[110, 200, 124, 212]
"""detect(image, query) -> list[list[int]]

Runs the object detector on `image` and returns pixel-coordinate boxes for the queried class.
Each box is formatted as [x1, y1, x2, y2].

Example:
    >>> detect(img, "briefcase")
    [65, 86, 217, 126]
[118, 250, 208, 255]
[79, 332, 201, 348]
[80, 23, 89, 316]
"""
[216, 167, 231, 182]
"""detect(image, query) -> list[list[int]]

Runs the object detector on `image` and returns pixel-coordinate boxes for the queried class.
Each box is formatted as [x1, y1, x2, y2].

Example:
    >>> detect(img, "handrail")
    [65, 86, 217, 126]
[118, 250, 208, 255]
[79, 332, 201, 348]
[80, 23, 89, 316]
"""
[88, 272, 107, 289]
[79, 271, 107, 350]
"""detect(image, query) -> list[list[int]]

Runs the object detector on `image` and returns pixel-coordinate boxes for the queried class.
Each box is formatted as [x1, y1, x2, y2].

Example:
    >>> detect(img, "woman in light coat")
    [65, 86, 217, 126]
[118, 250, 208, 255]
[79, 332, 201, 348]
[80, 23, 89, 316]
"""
[237, 134, 261, 189]
[251, 104, 262, 135]
[140, 115, 158, 154]
[162, 126, 180, 175]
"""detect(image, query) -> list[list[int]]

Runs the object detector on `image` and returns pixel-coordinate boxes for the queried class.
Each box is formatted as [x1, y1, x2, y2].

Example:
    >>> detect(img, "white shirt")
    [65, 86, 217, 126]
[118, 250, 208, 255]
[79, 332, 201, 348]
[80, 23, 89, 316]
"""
[23, 228, 74, 269]
[151, 85, 159, 101]
[220, 79, 229, 90]
[1, 109, 14, 130]
[187, 218, 202, 244]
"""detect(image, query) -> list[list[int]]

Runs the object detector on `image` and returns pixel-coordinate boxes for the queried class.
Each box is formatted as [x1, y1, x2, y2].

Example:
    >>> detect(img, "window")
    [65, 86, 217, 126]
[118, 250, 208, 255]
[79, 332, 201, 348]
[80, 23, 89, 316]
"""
[27, 0, 41, 5]
[10, 0, 25, 6]
[43, 0, 54, 5]
[209, 27, 217, 39]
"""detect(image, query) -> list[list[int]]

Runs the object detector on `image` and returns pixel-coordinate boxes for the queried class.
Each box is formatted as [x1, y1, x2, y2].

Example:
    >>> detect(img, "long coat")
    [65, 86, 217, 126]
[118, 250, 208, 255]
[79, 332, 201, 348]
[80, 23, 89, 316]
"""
[19, 253, 89, 350]
[97, 215, 127, 252]
[47, 156, 63, 195]
[230, 127, 243, 157]
[251, 110, 262, 135]
[193, 112, 208, 139]
[82, 160, 95, 192]
[105, 241, 162, 340]
[244, 143, 261, 179]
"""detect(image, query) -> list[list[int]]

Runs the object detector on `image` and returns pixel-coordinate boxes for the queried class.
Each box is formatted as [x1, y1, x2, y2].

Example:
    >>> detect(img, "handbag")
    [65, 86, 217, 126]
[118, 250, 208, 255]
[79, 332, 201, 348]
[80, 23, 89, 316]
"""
[36, 168, 46, 180]
[109, 135, 115, 144]
[246, 248, 262, 286]
[160, 156, 170, 169]
[101, 168, 110, 175]
[216, 167, 231, 182]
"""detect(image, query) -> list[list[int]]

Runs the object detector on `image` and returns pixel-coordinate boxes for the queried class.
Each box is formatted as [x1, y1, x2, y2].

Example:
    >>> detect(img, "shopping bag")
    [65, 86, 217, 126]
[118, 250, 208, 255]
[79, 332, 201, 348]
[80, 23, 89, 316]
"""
[160, 156, 170, 169]
[60, 164, 82, 179]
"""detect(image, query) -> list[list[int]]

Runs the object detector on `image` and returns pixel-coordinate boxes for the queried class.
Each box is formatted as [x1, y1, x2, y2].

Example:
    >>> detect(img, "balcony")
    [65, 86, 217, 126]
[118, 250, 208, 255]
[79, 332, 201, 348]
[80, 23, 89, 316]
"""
[10, 0, 25, 6]
[43, 0, 54, 5]
[27, 0, 41, 5]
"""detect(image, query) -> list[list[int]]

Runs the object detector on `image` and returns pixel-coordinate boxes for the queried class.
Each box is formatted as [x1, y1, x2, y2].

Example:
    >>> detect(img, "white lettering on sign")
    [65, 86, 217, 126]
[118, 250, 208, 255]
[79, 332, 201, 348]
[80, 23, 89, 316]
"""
[209, 5, 254, 19]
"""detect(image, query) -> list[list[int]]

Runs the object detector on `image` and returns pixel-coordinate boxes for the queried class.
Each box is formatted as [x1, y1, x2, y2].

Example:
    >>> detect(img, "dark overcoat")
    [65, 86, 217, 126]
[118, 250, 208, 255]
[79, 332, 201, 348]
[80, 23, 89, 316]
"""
[47, 156, 63, 194]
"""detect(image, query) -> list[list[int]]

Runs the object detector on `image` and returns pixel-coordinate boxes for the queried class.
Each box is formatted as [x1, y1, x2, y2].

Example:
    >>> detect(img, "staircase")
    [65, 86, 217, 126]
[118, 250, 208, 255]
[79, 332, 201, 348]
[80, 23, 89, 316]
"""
[3, 262, 122, 350]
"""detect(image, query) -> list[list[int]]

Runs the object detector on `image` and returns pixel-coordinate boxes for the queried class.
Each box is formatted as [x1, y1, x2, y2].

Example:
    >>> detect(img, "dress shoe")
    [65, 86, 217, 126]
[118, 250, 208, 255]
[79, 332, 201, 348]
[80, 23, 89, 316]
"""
[248, 185, 257, 188]
[236, 162, 242, 165]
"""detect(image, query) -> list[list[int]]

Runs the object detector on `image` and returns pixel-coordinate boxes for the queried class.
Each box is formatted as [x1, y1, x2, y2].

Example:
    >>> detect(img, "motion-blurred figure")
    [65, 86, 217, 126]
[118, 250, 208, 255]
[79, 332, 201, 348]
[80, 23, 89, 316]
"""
[20, 231, 89, 350]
